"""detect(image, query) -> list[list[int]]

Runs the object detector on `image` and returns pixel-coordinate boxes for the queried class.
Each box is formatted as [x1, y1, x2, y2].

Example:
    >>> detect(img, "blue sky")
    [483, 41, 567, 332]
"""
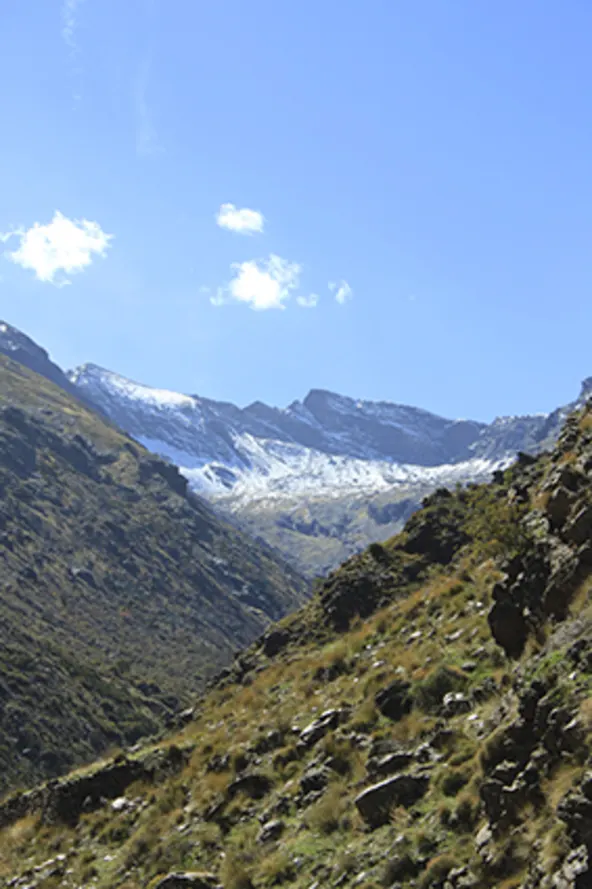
[1, 1, 592, 421]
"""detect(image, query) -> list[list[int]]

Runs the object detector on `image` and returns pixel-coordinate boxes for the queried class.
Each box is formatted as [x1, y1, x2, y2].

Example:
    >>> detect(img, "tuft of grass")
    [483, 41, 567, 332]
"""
[221, 852, 253, 889]
[305, 783, 348, 835]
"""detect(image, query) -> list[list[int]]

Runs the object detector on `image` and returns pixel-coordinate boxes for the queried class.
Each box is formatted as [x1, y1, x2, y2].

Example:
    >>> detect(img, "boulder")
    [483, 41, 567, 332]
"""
[375, 679, 413, 721]
[442, 692, 472, 717]
[257, 819, 284, 844]
[488, 600, 527, 658]
[261, 628, 291, 658]
[300, 766, 330, 795]
[367, 750, 414, 779]
[564, 505, 592, 547]
[226, 773, 273, 801]
[299, 709, 345, 748]
[355, 773, 430, 828]
[546, 487, 573, 529]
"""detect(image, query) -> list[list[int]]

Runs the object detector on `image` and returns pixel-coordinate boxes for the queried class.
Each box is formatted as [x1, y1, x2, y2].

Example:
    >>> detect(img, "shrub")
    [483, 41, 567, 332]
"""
[305, 784, 346, 834]
[221, 852, 253, 889]
[257, 849, 295, 885]
[413, 666, 467, 713]
[417, 854, 457, 889]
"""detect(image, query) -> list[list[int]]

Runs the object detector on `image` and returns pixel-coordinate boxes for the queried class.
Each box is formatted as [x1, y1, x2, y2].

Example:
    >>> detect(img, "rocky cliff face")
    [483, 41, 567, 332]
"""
[2, 397, 592, 889]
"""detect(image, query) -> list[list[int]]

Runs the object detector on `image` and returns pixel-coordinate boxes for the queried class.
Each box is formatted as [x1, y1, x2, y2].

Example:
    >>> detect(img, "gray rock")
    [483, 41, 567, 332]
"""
[375, 680, 413, 721]
[551, 845, 588, 889]
[355, 773, 430, 827]
[546, 487, 573, 529]
[442, 692, 472, 717]
[299, 709, 344, 748]
[226, 773, 273, 801]
[257, 819, 284, 844]
[563, 504, 592, 546]
[367, 750, 414, 778]
[300, 766, 330, 795]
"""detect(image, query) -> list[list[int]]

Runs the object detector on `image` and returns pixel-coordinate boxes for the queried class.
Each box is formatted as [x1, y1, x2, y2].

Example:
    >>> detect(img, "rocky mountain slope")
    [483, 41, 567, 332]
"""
[0, 354, 308, 793]
[1, 397, 591, 889]
[0, 322, 98, 411]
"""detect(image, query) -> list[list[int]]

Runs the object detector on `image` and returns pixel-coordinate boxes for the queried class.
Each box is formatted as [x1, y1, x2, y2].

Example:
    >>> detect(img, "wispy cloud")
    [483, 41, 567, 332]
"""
[1, 211, 113, 286]
[211, 254, 301, 311]
[62, 0, 85, 52]
[296, 293, 319, 308]
[329, 279, 353, 304]
[216, 203, 265, 235]
[135, 59, 163, 157]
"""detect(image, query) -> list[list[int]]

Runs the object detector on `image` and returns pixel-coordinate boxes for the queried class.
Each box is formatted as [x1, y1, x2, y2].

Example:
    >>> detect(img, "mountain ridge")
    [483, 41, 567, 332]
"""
[2, 320, 590, 576]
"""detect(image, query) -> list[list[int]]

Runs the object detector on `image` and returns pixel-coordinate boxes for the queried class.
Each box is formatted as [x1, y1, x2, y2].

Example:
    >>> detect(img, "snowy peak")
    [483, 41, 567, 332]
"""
[70, 363, 198, 411]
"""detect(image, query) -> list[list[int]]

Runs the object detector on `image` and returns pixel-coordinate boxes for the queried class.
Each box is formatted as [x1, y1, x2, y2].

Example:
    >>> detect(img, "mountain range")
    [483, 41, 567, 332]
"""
[2, 319, 591, 576]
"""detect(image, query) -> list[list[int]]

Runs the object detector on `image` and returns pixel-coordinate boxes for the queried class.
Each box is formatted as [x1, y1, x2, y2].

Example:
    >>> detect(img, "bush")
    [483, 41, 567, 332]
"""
[417, 854, 457, 889]
[221, 852, 253, 889]
[256, 849, 295, 885]
[413, 666, 467, 713]
[305, 784, 346, 834]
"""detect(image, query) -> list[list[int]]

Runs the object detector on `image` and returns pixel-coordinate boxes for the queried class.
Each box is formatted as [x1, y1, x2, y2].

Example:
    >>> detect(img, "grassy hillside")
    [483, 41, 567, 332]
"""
[0, 355, 308, 793]
[1, 397, 591, 889]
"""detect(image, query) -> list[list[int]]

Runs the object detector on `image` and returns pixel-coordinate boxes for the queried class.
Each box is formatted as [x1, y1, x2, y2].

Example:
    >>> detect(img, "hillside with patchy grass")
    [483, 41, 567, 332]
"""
[1, 398, 592, 889]
[0, 355, 308, 794]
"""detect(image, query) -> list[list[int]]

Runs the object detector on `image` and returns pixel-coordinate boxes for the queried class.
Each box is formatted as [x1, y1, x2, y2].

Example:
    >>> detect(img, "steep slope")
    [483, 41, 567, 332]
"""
[0, 321, 98, 411]
[2, 398, 592, 889]
[0, 355, 308, 793]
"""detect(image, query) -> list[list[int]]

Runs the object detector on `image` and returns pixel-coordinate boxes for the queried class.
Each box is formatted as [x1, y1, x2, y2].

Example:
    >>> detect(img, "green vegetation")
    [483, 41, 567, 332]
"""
[0, 354, 308, 792]
[0, 371, 591, 889]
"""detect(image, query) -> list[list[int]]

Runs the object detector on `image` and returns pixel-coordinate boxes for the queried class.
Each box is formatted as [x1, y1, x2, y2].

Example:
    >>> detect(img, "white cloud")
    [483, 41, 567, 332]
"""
[329, 279, 353, 304]
[211, 254, 300, 310]
[62, 0, 84, 52]
[296, 293, 319, 308]
[216, 203, 265, 235]
[2, 211, 113, 285]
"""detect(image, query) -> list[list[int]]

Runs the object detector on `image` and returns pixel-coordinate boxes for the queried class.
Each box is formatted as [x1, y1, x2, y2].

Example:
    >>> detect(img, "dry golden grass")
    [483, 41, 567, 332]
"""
[305, 782, 348, 835]
[0, 813, 41, 877]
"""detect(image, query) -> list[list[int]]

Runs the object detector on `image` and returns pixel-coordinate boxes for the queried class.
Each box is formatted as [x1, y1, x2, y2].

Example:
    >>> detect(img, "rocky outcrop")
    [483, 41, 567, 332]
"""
[0, 744, 193, 830]
[355, 773, 430, 827]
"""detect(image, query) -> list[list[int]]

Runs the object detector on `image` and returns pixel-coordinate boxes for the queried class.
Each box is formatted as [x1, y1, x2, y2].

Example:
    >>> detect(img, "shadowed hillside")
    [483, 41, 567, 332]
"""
[0, 355, 308, 793]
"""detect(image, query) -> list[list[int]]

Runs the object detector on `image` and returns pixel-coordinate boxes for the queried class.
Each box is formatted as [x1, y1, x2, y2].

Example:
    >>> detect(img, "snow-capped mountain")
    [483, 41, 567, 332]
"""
[68, 362, 590, 506]
[3, 318, 591, 576]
